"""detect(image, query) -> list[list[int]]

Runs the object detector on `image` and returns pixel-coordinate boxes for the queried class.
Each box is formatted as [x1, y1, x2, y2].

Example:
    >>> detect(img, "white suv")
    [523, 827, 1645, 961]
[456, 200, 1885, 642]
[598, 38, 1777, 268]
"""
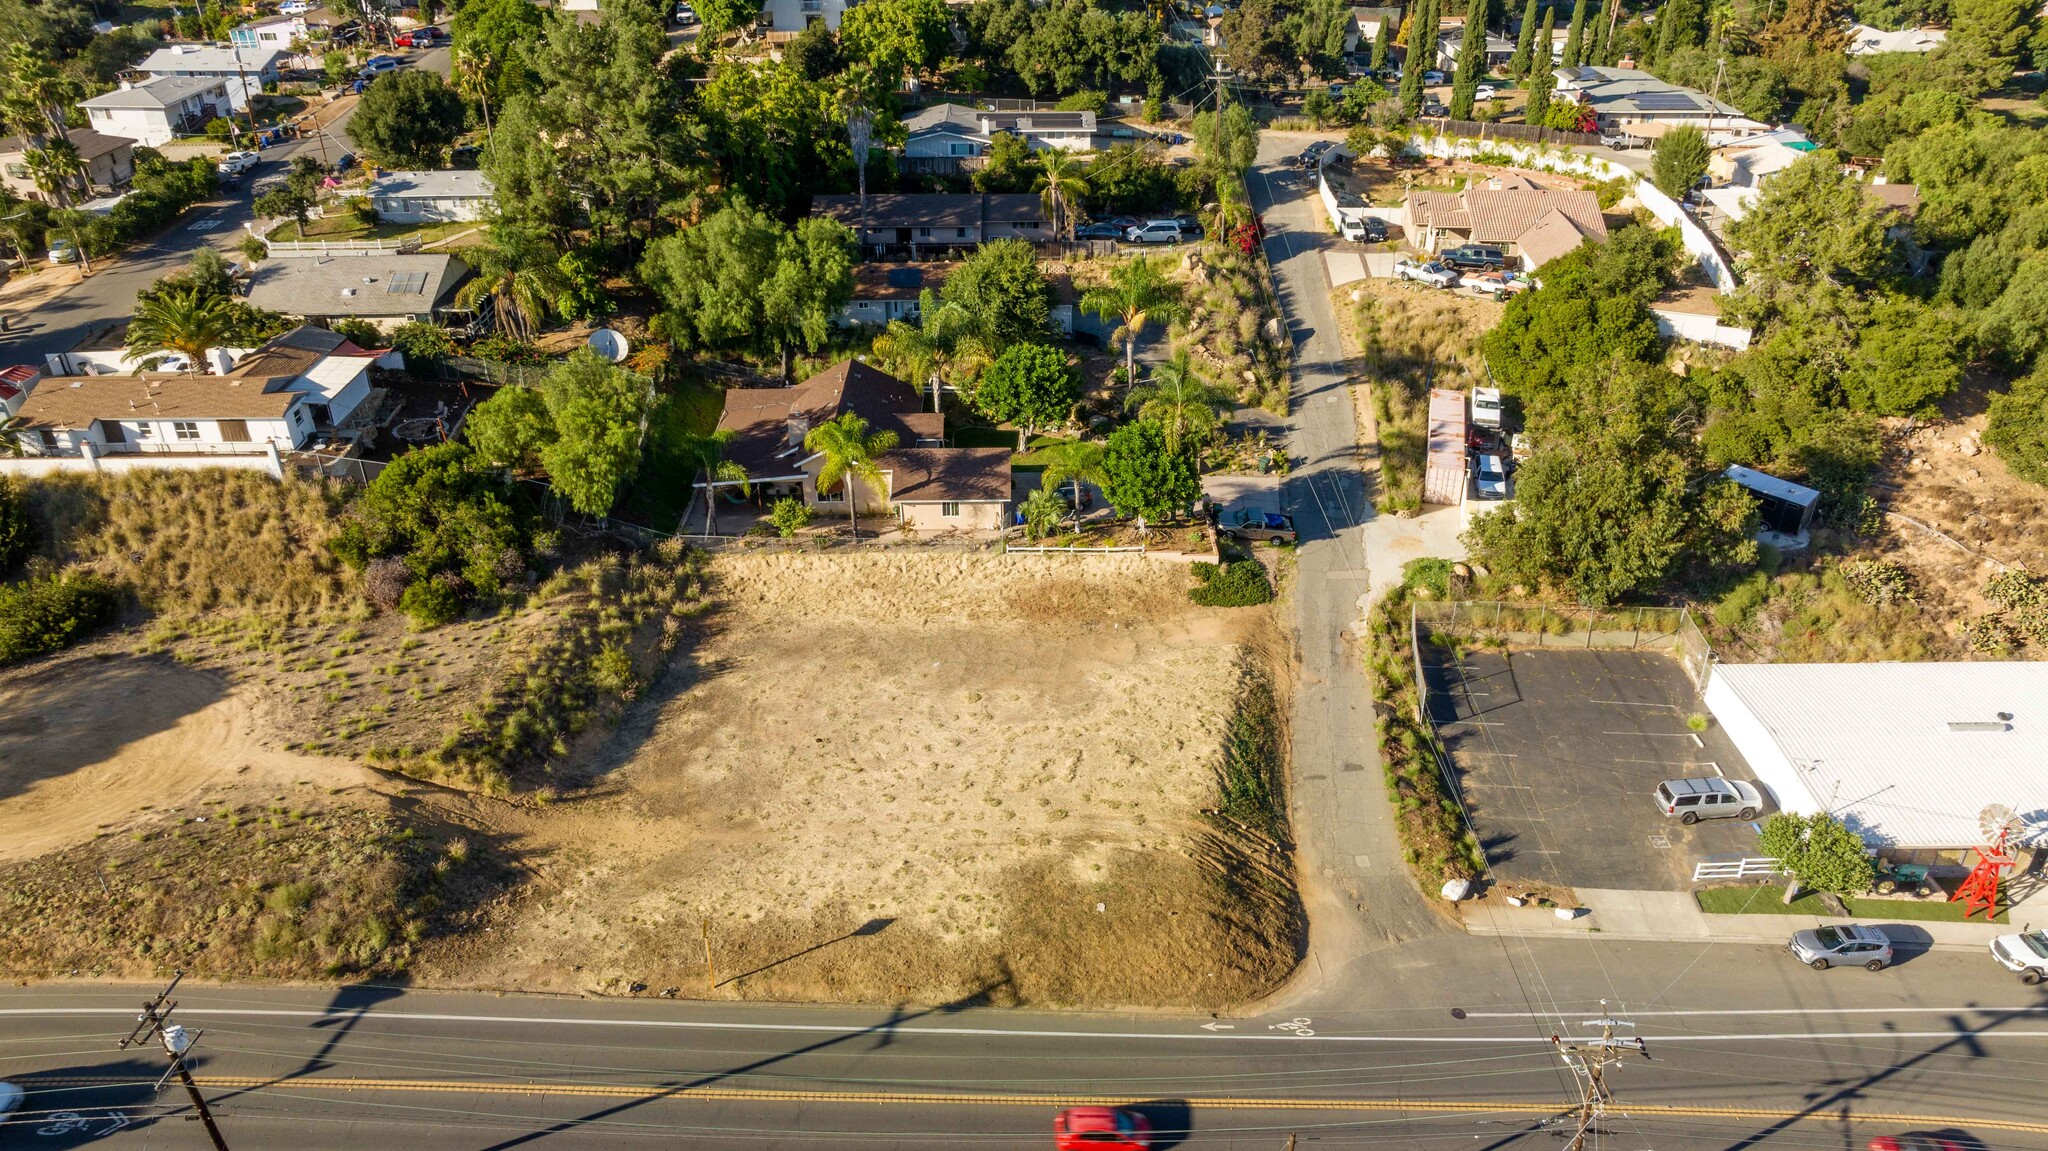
[1125, 220, 1184, 244]
[1654, 777, 1762, 824]
[1991, 930, 2048, 984]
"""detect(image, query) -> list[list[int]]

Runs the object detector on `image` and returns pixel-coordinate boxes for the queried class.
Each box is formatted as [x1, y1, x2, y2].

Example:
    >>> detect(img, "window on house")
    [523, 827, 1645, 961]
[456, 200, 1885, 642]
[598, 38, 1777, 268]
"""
[173, 421, 200, 441]
[4, 164, 26, 179]
[941, 502, 960, 517]
[955, 227, 968, 238]
[101, 422, 125, 444]
[136, 423, 153, 438]
[918, 227, 932, 238]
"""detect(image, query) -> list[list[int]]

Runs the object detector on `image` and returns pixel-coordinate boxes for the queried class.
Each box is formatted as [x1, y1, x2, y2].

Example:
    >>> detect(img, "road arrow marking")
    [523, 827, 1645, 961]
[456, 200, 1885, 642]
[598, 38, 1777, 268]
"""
[1200, 1022, 1235, 1031]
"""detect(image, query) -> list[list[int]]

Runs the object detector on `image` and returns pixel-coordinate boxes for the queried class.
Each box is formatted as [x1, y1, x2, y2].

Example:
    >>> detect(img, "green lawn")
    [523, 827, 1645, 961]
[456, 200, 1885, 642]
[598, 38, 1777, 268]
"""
[1695, 884, 2007, 924]
[612, 378, 726, 530]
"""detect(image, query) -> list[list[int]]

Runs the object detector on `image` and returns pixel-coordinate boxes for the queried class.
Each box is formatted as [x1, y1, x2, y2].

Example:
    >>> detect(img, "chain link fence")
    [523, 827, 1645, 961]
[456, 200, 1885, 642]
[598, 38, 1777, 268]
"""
[1412, 600, 1717, 686]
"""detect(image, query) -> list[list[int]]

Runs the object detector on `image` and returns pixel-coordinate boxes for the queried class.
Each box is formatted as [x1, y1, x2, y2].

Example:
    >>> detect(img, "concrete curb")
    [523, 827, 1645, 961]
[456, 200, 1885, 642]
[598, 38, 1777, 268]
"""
[1461, 920, 1999, 954]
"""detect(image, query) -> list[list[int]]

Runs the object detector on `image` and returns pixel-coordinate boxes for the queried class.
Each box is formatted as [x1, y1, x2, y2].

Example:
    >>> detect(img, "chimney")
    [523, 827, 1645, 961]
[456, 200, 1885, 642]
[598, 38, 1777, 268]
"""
[786, 414, 809, 447]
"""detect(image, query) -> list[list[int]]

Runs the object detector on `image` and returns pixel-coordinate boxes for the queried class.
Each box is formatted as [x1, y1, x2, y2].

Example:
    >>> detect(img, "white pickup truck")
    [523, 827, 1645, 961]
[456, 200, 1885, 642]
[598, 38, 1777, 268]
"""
[1991, 929, 2048, 984]
[1395, 258, 1459, 288]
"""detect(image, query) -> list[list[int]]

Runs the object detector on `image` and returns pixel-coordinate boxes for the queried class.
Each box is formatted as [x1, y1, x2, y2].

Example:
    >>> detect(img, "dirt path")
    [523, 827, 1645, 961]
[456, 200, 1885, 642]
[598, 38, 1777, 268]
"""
[0, 651, 370, 863]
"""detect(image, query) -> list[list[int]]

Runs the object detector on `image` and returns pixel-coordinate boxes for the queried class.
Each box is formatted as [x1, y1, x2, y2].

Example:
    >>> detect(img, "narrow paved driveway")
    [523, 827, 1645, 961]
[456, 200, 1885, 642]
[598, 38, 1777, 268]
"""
[1247, 131, 1449, 1011]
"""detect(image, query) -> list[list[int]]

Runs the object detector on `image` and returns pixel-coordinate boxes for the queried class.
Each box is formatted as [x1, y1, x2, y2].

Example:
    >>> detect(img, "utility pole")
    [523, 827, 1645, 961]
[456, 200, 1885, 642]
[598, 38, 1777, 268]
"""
[1551, 1003, 1648, 1151]
[120, 972, 230, 1151]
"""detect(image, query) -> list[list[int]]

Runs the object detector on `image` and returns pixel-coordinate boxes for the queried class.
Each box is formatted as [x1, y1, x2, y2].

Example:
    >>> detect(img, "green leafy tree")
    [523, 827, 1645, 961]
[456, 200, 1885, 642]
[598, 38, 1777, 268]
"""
[805, 412, 899, 536]
[1935, 0, 2035, 93]
[1038, 438, 1106, 532]
[1034, 148, 1091, 240]
[975, 343, 1077, 448]
[330, 442, 525, 616]
[1124, 350, 1232, 451]
[1449, 0, 1490, 119]
[1978, 252, 2048, 370]
[1654, 0, 1708, 61]
[1508, 0, 1540, 77]
[1725, 151, 1895, 329]
[1465, 365, 1759, 603]
[1524, 8, 1557, 120]
[641, 204, 855, 376]
[463, 384, 556, 472]
[329, 318, 385, 348]
[1101, 418, 1200, 522]
[1985, 369, 2048, 487]
[252, 156, 327, 233]
[1080, 255, 1187, 389]
[1398, 0, 1436, 114]
[390, 321, 457, 370]
[1591, 0, 1618, 62]
[761, 217, 859, 380]
[449, 0, 547, 101]
[1371, 17, 1394, 71]
[1759, 812, 1876, 900]
[785, 20, 844, 80]
[1297, 0, 1356, 76]
[939, 238, 1054, 350]
[1650, 125, 1711, 197]
[539, 349, 653, 517]
[1561, 0, 1589, 69]
[350, 70, 467, 168]
[323, 50, 355, 87]
[1218, 0, 1302, 83]
[839, 0, 951, 81]
[694, 0, 757, 35]
[1191, 102, 1260, 175]
[1482, 228, 1668, 399]
[126, 285, 239, 372]
[23, 138, 85, 208]
[973, 130, 1040, 194]
[1841, 297, 1968, 416]
[872, 289, 980, 402]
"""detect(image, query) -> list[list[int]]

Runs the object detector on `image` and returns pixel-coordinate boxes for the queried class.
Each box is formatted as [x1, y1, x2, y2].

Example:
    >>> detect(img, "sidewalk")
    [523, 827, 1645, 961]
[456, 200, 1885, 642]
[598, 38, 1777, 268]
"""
[0, 262, 86, 318]
[1461, 886, 2039, 953]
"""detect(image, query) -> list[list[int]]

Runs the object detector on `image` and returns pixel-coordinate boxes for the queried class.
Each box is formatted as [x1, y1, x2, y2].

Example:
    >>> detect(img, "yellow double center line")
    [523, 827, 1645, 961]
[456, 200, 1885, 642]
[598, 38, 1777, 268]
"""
[43, 1077, 2048, 1135]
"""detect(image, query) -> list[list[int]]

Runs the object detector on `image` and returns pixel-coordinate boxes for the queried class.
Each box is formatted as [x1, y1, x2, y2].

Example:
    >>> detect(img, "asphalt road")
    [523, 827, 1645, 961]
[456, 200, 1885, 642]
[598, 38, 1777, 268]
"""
[0, 39, 452, 369]
[4, 970, 2048, 1150]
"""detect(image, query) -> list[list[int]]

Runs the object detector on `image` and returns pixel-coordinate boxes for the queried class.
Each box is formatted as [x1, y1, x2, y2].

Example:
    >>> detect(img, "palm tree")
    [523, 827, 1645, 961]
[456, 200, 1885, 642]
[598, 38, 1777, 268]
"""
[454, 230, 566, 342]
[681, 429, 751, 536]
[1033, 149, 1092, 241]
[1037, 438, 1105, 533]
[870, 289, 978, 412]
[1018, 484, 1068, 541]
[804, 412, 898, 538]
[2, 43, 79, 145]
[126, 285, 238, 372]
[1124, 350, 1233, 451]
[24, 138, 85, 208]
[0, 413, 28, 458]
[451, 46, 495, 151]
[1079, 255, 1188, 390]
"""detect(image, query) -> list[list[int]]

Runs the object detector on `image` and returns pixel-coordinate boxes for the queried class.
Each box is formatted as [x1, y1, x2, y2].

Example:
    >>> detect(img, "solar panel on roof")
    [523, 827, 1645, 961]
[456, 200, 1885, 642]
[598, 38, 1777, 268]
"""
[386, 270, 429, 295]
[1632, 92, 1704, 110]
[885, 267, 924, 289]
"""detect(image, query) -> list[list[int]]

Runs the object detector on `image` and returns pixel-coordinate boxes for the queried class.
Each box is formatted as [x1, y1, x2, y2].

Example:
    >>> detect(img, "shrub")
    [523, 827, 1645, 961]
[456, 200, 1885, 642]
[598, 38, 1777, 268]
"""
[399, 577, 462, 628]
[590, 643, 638, 699]
[389, 321, 456, 369]
[0, 477, 38, 575]
[1054, 90, 1108, 114]
[1401, 557, 1455, 599]
[362, 556, 411, 611]
[1838, 559, 1912, 607]
[769, 497, 812, 538]
[1984, 370, 2048, 487]
[0, 573, 119, 665]
[1190, 559, 1274, 606]
[330, 317, 384, 348]
[1758, 811, 1875, 897]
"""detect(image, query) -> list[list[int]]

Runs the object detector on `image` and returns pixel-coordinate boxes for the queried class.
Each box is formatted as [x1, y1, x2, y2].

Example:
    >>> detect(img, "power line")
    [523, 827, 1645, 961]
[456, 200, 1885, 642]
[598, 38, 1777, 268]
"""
[117, 972, 230, 1151]
[1550, 1003, 1649, 1151]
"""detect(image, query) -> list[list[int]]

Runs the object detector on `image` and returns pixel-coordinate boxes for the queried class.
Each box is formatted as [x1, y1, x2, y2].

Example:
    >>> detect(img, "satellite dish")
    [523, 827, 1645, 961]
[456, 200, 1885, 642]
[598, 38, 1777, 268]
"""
[1979, 804, 2023, 847]
[588, 328, 630, 363]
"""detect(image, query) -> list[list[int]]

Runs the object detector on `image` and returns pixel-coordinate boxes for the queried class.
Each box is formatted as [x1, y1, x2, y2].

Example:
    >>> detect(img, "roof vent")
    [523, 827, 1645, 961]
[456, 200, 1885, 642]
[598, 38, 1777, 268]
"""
[340, 287, 356, 296]
[1947, 720, 2012, 732]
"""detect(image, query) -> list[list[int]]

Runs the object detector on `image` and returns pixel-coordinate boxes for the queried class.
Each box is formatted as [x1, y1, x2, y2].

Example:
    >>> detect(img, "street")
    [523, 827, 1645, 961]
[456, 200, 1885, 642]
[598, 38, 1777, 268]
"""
[0, 40, 452, 369]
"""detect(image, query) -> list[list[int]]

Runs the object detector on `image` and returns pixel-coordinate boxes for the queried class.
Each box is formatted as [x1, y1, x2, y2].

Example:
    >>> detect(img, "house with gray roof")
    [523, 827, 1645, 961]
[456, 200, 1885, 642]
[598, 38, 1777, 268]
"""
[812, 192, 1051, 256]
[243, 254, 472, 332]
[0, 129, 134, 204]
[1551, 66, 1769, 140]
[78, 75, 235, 147]
[368, 170, 496, 223]
[902, 104, 1098, 159]
[139, 42, 285, 111]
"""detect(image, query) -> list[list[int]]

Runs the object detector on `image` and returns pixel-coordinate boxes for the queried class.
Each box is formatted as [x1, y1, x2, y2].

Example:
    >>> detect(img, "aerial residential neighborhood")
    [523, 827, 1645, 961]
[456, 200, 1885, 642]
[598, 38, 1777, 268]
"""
[1, 0, 2046, 1145]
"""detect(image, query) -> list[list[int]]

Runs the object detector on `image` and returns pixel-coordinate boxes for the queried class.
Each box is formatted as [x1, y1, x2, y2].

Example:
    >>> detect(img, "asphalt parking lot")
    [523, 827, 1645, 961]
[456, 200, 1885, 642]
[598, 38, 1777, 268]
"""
[1421, 647, 1766, 892]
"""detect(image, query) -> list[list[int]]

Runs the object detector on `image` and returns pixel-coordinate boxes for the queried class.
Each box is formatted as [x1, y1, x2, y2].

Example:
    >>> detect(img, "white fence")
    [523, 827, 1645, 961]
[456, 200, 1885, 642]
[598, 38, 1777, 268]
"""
[262, 233, 425, 256]
[1634, 179, 1739, 292]
[1693, 856, 1786, 882]
[1652, 306, 1754, 351]
[1003, 544, 1147, 555]
[0, 446, 282, 479]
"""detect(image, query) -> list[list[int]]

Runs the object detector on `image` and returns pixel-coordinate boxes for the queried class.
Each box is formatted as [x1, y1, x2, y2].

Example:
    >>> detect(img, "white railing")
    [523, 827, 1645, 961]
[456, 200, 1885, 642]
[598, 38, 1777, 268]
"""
[263, 233, 424, 255]
[1693, 856, 1785, 881]
[1004, 544, 1147, 555]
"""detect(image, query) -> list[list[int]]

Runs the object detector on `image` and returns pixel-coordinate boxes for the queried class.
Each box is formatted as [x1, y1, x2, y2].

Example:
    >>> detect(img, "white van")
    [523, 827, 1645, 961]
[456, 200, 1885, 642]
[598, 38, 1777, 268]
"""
[1470, 386, 1503, 428]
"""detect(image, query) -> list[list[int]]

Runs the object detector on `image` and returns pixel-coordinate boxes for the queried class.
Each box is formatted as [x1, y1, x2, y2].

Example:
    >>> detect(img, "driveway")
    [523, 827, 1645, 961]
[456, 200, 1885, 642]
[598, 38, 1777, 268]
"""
[1247, 131, 1448, 1012]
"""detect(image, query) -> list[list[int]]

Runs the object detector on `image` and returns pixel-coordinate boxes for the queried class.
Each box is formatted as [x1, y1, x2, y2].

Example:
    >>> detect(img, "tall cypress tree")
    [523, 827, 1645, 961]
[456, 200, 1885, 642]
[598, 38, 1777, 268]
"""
[1590, 0, 1616, 64]
[1450, 0, 1489, 118]
[1372, 17, 1393, 71]
[1525, 6, 1556, 121]
[1398, 0, 1434, 113]
[1508, 0, 1541, 77]
[1561, 0, 1590, 67]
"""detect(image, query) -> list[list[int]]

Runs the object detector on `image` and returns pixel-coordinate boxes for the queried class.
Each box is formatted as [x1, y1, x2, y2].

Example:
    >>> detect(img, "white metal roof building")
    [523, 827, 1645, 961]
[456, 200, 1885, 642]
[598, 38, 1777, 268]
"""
[1703, 662, 2048, 853]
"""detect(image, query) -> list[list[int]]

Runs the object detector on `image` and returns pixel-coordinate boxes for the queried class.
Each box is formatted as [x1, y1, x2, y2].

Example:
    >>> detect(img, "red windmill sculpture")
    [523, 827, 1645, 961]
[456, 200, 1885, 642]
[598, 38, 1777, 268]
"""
[1950, 805, 2023, 920]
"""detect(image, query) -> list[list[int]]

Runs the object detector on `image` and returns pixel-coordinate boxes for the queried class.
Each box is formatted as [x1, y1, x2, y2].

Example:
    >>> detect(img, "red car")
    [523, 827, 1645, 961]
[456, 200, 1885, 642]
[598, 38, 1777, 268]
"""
[1869, 1136, 1966, 1151]
[394, 27, 439, 46]
[1054, 1106, 1152, 1150]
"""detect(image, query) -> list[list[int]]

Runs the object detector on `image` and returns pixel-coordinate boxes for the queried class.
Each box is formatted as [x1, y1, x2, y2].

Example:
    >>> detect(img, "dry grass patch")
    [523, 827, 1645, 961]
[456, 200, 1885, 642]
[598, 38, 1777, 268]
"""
[427, 554, 1301, 1008]
[1342, 278, 1501, 513]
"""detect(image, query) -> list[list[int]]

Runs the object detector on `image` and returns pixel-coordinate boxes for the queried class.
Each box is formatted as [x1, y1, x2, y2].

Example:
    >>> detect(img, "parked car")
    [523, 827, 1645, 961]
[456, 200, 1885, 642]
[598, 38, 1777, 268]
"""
[0, 1081, 20, 1123]
[1126, 219, 1185, 244]
[1600, 132, 1637, 148]
[1340, 215, 1387, 243]
[395, 26, 439, 46]
[1220, 509, 1296, 544]
[1470, 385, 1503, 429]
[1473, 454, 1510, 500]
[1441, 244, 1507, 270]
[217, 150, 260, 176]
[1075, 222, 1125, 240]
[1297, 139, 1336, 168]
[674, 1, 698, 22]
[1169, 213, 1205, 238]
[1055, 1107, 1152, 1151]
[1990, 928, 2048, 984]
[279, 0, 312, 11]
[1328, 83, 1346, 98]
[1474, 84, 1498, 101]
[1654, 777, 1762, 823]
[46, 237, 77, 265]
[1788, 924, 1894, 971]
[1103, 215, 1141, 231]
[358, 55, 401, 77]
[1422, 69, 1446, 84]
[1463, 270, 1527, 300]
[1394, 258, 1458, 287]
[1421, 99, 1448, 117]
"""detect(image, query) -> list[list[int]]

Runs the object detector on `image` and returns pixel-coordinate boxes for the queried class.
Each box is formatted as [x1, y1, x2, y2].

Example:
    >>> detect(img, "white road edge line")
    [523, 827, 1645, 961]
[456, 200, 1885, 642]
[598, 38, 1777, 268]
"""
[4, 1008, 2048, 1044]
[1460, 1006, 2048, 1018]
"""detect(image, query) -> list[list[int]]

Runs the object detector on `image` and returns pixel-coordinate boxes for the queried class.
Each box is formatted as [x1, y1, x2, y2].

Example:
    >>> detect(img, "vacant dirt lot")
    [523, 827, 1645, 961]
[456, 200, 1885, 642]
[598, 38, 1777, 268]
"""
[430, 553, 1300, 1008]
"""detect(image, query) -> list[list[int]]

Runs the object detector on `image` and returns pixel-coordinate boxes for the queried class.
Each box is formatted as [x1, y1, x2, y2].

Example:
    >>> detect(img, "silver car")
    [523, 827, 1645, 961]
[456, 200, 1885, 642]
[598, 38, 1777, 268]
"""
[1789, 924, 1893, 971]
[1654, 776, 1761, 823]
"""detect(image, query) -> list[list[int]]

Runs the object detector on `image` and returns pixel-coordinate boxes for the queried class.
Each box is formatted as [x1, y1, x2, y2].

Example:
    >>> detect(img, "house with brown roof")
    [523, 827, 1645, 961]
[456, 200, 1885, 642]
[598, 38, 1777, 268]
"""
[0, 129, 135, 205]
[812, 193, 1052, 257]
[1404, 177, 1608, 271]
[8, 371, 315, 460]
[707, 360, 1014, 533]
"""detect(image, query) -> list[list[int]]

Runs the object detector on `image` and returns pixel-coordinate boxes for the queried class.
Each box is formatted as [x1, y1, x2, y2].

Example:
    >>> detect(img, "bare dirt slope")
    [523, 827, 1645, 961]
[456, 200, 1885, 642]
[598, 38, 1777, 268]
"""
[0, 651, 373, 864]
[429, 554, 1299, 1008]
